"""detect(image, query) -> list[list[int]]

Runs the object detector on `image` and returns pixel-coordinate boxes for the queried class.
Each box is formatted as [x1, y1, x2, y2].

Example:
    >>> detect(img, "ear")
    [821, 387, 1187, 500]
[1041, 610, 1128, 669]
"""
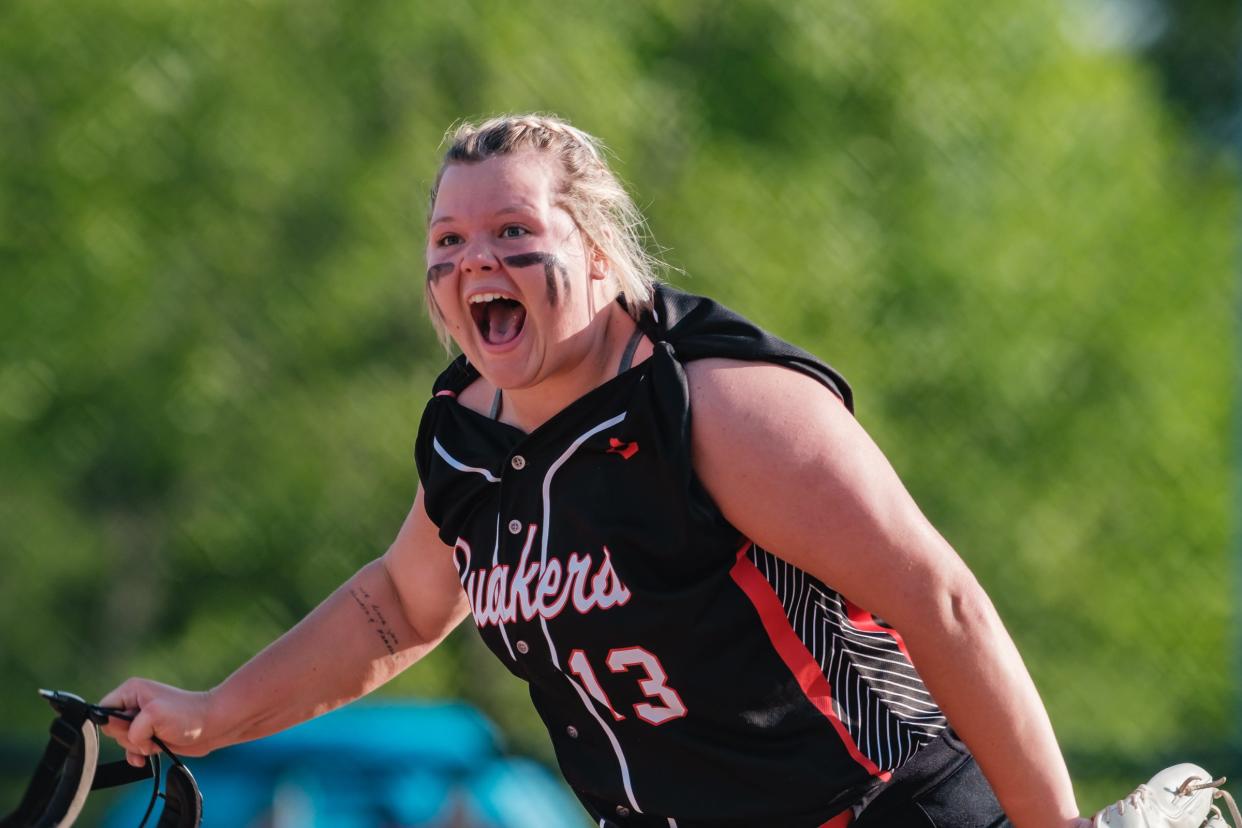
[588, 228, 614, 282]
[589, 244, 610, 281]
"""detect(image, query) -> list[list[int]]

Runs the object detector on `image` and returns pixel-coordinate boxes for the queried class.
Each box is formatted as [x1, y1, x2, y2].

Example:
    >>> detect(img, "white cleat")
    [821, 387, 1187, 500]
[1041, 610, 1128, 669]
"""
[1091, 764, 1240, 828]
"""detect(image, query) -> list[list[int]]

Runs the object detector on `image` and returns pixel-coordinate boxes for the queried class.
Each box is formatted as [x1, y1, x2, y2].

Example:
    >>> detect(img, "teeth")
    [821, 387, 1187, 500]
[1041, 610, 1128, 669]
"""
[469, 292, 509, 304]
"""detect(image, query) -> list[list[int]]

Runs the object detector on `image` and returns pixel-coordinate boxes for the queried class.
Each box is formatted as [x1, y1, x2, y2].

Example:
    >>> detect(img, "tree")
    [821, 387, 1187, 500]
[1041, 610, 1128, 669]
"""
[1, 0, 1234, 817]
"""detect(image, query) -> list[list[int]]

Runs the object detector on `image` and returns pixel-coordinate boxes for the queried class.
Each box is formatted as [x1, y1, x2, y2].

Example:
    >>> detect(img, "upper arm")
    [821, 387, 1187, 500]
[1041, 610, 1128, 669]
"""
[687, 359, 979, 633]
[380, 486, 471, 646]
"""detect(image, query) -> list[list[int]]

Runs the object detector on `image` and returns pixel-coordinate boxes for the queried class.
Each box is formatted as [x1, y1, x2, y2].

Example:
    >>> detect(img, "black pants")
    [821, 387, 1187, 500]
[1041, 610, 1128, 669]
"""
[852, 730, 1011, 828]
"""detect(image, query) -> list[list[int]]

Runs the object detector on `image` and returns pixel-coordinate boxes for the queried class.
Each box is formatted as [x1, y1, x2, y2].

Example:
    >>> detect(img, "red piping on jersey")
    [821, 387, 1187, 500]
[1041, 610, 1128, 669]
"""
[729, 541, 890, 782]
[819, 810, 853, 828]
[842, 598, 914, 663]
[435, 390, 457, 398]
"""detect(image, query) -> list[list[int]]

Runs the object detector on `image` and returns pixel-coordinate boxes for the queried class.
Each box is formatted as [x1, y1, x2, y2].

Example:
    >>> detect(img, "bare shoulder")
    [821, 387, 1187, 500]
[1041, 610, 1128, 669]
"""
[684, 357, 866, 537]
[684, 357, 856, 466]
[686, 358, 962, 624]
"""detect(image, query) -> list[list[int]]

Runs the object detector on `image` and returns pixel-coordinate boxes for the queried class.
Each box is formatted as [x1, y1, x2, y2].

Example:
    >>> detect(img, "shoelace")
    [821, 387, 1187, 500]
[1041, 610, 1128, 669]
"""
[1094, 785, 1150, 824]
[1176, 776, 1242, 827]
[1093, 775, 1242, 827]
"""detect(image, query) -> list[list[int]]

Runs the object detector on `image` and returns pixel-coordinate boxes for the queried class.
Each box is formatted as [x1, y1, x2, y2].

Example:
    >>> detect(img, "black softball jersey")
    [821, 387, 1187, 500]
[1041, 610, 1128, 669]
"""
[413, 285, 950, 827]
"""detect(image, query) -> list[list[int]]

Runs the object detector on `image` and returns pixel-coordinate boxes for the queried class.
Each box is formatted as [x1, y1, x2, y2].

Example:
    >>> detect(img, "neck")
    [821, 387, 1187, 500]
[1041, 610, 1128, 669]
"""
[499, 302, 637, 432]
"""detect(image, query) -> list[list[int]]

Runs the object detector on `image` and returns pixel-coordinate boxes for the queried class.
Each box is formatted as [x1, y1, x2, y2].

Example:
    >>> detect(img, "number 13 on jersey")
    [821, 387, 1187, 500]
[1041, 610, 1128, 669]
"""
[568, 646, 688, 726]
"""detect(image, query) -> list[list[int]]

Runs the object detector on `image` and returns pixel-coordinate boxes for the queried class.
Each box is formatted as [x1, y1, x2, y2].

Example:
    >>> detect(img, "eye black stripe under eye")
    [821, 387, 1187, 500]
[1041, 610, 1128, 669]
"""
[427, 263, 454, 283]
[502, 252, 568, 306]
[502, 252, 552, 268]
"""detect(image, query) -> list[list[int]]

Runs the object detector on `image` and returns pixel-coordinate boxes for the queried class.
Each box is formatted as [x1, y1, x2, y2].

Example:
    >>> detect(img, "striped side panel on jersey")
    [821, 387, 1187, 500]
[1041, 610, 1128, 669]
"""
[747, 545, 947, 773]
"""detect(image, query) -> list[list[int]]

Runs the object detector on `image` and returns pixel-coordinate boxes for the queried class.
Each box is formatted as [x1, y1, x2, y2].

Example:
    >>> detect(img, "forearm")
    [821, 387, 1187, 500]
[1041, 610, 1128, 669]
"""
[903, 580, 1080, 828]
[203, 558, 437, 749]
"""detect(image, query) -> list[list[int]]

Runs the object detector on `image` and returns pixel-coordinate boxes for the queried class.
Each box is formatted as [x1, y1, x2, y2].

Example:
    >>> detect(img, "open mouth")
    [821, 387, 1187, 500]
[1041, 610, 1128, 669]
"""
[469, 293, 527, 346]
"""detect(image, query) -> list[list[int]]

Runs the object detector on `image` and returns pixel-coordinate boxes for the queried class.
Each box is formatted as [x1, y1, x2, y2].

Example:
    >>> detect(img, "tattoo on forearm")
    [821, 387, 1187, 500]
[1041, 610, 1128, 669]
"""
[502, 252, 569, 305]
[349, 587, 400, 656]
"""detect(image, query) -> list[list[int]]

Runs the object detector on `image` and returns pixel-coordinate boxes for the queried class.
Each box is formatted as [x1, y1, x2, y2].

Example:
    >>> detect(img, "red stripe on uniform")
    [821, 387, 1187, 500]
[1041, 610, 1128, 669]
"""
[729, 541, 890, 781]
[435, 390, 457, 398]
[819, 810, 853, 828]
[842, 598, 914, 663]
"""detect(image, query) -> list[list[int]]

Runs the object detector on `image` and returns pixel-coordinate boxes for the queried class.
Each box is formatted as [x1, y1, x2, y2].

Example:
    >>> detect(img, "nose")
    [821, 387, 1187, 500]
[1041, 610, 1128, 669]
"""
[460, 241, 499, 275]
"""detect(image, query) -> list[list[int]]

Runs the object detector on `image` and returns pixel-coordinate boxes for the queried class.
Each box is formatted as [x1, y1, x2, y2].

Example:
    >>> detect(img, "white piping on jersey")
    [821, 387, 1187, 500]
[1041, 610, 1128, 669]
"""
[538, 411, 627, 669]
[490, 513, 516, 661]
[537, 411, 641, 816]
[433, 437, 500, 483]
[566, 671, 643, 815]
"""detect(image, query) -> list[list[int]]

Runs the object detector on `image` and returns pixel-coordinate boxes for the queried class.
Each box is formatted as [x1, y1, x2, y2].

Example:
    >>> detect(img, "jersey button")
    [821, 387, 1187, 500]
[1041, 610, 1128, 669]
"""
[615, 805, 630, 818]
[510, 455, 526, 470]
[508, 519, 522, 535]
[565, 725, 578, 739]
[515, 640, 530, 655]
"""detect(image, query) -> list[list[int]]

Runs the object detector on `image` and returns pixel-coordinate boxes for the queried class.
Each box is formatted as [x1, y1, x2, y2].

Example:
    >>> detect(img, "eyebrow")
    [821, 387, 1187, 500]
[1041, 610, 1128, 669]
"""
[429, 205, 539, 227]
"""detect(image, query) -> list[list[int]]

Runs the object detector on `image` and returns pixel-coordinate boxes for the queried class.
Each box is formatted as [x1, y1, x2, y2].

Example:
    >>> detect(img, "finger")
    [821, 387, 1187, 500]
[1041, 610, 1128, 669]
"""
[99, 715, 132, 740]
[126, 710, 157, 753]
[99, 678, 151, 742]
[99, 677, 146, 711]
[98, 684, 131, 710]
[108, 722, 146, 756]
[126, 750, 147, 768]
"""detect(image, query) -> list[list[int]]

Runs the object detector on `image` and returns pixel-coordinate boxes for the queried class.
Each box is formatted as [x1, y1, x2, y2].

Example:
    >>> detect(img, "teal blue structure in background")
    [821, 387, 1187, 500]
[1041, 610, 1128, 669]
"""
[101, 701, 584, 828]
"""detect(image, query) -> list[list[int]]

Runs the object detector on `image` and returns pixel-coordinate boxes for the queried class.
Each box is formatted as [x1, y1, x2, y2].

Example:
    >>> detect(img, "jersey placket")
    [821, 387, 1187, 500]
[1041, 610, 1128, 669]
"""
[512, 414, 651, 821]
[493, 446, 538, 668]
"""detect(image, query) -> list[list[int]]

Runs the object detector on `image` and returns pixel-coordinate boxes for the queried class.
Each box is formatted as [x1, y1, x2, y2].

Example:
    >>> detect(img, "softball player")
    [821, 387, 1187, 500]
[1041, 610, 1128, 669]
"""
[98, 115, 1235, 828]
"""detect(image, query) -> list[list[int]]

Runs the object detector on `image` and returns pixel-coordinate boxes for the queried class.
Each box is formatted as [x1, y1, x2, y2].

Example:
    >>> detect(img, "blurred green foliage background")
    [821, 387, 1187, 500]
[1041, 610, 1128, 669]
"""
[2, 0, 1238, 822]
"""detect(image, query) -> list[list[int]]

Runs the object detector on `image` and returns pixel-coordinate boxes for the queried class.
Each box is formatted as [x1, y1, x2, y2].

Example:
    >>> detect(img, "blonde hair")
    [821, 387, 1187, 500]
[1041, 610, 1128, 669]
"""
[425, 114, 663, 347]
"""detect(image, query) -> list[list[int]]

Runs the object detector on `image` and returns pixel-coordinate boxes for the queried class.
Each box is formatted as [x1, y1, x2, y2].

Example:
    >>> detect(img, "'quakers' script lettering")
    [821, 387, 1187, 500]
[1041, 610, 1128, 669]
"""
[454, 524, 631, 628]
